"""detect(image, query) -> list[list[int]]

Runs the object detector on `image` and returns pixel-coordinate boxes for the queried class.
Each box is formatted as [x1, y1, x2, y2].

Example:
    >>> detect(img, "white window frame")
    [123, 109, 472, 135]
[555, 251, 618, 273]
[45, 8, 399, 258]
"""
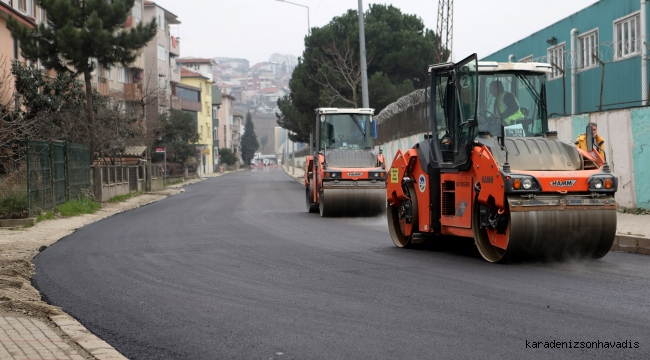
[157, 45, 166, 61]
[578, 29, 599, 71]
[106, 67, 112, 80]
[17, 0, 26, 12]
[117, 66, 125, 83]
[547, 42, 566, 80]
[156, 7, 165, 31]
[132, 0, 142, 25]
[519, 55, 533, 63]
[614, 12, 641, 60]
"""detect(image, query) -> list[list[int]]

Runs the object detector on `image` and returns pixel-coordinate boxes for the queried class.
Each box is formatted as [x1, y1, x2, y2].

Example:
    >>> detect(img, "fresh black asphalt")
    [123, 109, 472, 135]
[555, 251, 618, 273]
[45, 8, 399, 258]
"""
[33, 168, 650, 359]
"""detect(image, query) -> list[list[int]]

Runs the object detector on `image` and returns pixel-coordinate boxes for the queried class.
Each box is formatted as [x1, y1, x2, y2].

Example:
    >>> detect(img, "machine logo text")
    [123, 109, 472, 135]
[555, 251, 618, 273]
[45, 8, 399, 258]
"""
[550, 180, 577, 187]
[347, 172, 363, 177]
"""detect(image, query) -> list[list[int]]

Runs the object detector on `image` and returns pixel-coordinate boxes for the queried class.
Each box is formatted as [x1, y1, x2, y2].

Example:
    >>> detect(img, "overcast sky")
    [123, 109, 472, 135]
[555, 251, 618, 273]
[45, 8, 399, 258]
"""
[153, 0, 600, 65]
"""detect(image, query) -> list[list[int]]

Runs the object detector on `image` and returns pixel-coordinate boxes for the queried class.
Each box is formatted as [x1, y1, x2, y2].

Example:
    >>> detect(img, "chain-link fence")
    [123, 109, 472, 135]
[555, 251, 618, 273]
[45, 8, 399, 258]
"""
[0, 140, 91, 219]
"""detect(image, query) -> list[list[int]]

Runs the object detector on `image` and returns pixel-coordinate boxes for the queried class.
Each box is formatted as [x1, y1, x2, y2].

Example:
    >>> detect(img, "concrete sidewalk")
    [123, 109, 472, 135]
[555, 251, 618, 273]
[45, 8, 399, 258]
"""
[282, 164, 650, 254]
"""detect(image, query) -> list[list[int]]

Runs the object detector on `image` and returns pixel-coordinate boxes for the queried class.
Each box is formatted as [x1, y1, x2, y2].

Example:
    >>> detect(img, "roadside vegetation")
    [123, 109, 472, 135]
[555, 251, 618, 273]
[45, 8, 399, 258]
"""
[107, 192, 142, 203]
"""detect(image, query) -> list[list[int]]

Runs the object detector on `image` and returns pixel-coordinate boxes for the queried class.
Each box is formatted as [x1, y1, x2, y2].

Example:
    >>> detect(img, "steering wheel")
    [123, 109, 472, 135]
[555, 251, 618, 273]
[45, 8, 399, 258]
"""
[478, 109, 494, 117]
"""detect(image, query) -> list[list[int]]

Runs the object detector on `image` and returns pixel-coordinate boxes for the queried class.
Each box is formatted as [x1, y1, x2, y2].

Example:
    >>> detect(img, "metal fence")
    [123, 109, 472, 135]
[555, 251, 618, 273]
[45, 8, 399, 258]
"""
[0, 140, 91, 218]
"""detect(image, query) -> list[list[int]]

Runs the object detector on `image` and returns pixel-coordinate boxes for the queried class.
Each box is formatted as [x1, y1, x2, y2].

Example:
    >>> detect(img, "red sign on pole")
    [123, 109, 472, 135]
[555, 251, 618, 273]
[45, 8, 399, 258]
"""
[155, 147, 166, 153]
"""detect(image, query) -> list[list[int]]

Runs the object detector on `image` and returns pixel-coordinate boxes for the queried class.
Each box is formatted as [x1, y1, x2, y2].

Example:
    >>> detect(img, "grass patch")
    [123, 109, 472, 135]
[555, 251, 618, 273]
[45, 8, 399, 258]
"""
[107, 191, 141, 203]
[57, 197, 101, 217]
[37, 210, 56, 222]
[619, 207, 650, 215]
[164, 179, 184, 188]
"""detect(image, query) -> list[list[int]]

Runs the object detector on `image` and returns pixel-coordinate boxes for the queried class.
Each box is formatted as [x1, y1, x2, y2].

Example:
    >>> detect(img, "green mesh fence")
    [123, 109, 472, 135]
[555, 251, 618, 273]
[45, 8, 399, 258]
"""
[27, 140, 54, 214]
[67, 142, 91, 200]
[52, 141, 66, 205]
[22, 140, 91, 217]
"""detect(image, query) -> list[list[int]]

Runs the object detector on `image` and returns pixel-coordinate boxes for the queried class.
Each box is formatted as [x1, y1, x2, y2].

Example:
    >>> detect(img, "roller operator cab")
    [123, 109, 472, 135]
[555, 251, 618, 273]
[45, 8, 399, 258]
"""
[305, 108, 387, 217]
[386, 54, 618, 263]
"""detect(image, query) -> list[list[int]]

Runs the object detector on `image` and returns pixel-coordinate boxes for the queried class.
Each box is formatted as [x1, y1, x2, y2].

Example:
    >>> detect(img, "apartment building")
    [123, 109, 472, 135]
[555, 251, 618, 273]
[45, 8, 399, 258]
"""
[180, 68, 213, 174]
[212, 85, 222, 169]
[0, 0, 43, 106]
[217, 93, 244, 159]
[143, 1, 181, 142]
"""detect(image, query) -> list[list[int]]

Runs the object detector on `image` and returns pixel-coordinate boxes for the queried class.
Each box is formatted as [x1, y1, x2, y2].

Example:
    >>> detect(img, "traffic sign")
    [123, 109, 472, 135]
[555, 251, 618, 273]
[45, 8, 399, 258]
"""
[155, 147, 166, 153]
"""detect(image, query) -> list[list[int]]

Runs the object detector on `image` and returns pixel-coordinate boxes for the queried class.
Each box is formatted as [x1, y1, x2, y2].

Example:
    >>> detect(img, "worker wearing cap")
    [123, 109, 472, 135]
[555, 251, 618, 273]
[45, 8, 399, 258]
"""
[575, 122, 606, 161]
[490, 80, 525, 125]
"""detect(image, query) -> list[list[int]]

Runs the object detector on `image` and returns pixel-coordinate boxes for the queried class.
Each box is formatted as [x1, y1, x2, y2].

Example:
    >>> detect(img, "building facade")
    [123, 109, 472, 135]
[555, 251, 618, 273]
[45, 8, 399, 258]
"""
[143, 1, 181, 142]
[180, 68, 213, 174]
[0, 0, 43, 106]
[212, 85, 222, 169]
[483, 0, 650, 117]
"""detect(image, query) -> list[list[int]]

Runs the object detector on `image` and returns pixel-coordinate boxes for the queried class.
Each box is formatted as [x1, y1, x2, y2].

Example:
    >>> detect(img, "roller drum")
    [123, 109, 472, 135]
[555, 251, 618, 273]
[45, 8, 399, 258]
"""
[475, 196, 617, 263]
[509, 208, 616, 261]
[319, 188, 386, 217]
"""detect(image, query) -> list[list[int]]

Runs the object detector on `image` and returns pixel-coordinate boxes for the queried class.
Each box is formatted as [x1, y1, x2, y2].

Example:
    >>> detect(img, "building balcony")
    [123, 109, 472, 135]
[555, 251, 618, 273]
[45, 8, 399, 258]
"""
[171, 95, 181, 110]
[124, 83, 143, 102]
[169, 36, 181, 56]
[180, 99, 201, 112]
[97, 77, 110, 96]
[170, 66, 181, 84]
[158, 90, 169, 107]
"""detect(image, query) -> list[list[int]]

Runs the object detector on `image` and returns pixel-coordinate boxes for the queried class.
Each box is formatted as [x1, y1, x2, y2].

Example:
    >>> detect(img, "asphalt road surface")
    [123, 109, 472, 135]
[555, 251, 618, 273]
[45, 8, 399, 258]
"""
[34, 168, 650, 360]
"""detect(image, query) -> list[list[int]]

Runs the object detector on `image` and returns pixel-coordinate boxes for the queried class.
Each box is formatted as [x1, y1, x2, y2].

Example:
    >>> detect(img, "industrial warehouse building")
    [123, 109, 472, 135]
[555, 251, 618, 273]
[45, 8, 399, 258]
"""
[483, 0, 649, 117]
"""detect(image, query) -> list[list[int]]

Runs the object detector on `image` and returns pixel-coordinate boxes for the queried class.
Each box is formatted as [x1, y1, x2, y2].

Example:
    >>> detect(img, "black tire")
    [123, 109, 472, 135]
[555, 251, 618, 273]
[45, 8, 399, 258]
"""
[306, 185, 318, 213]
[386, 183, 418, 248]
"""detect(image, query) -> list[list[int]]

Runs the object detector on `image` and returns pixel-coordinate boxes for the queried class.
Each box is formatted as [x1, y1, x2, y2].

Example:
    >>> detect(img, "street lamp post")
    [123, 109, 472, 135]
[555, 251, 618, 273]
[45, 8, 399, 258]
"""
[358, 0, 370, 108]
[275, 0, 310, 35]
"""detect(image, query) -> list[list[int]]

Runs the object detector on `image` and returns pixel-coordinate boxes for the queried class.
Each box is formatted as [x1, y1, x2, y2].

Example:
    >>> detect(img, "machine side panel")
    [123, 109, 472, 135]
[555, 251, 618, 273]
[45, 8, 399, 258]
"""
[439, 174, 473, 229]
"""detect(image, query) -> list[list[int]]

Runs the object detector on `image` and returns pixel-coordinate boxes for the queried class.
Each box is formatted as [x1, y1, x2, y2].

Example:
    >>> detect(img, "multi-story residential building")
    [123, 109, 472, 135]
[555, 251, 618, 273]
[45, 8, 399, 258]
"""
[0, 0, 44, 106]
[180, 68, 213, 174]
[232, 112, 243, 161]
[87, 0, 147, 113]
[143, 1, 181, 142]
[177, 58, 216, 82]
[217, 93, 235, 157]
[211, 85, 221, 169]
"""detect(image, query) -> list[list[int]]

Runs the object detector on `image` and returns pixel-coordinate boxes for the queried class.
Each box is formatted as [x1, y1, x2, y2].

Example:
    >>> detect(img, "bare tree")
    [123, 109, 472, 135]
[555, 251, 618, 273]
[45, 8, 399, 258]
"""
[310, 39, 372, 108]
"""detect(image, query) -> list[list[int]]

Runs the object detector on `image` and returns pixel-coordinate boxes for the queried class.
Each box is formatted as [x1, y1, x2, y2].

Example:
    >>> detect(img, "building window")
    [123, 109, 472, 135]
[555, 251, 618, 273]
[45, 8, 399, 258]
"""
[17, 0, 26, 12]
[615, 13, 640, 59]
[177, 87, 200, 102]
[157, 45, 166, 61]
[519, 55, 533, 63]
[106, 67, 112, 80]
[132, 0, 142, 25]
[579, 30, 599, 69]
[156, 7, 165, 31]
[213, 128, 217, 140]
[547, 43, 566, 80]
[117, 66, 125, 83]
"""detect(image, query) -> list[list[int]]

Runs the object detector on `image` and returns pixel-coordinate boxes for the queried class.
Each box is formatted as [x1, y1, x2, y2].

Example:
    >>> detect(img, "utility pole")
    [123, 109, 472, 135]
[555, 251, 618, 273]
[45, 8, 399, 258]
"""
[358, 0, 369, 108]
[436, 0, 454, 63]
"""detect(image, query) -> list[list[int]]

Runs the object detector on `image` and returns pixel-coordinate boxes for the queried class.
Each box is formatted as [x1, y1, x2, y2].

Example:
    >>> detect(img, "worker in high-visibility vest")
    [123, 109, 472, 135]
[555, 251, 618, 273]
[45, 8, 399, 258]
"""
[490, 80, 525, 125]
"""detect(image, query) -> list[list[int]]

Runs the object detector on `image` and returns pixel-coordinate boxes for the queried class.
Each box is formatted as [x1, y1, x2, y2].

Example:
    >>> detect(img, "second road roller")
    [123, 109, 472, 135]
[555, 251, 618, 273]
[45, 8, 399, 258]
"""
[304, 108, 386, 217]
[386, 54, 618, 262]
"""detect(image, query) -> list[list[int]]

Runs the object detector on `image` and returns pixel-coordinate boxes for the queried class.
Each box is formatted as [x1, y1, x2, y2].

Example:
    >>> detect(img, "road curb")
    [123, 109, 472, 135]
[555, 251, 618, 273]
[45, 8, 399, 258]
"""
[612, 234, 650, 255]
[49, 314, 127, 360]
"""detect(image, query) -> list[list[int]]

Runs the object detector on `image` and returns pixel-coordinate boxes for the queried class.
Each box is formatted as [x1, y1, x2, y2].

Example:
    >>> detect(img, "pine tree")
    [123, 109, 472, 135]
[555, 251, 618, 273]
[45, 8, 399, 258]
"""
[7, 0, 157, 161]
[240, 112, 259, 165]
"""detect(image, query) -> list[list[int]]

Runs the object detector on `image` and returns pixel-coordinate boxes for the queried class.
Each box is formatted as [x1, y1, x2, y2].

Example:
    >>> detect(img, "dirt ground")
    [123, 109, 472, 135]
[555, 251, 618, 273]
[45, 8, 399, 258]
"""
[0, 184, 193, 360]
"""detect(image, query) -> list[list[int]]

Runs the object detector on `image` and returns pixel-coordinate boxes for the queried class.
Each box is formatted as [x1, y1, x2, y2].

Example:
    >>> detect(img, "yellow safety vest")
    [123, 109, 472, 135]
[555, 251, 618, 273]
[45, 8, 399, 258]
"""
[498, 92, 525, 125]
